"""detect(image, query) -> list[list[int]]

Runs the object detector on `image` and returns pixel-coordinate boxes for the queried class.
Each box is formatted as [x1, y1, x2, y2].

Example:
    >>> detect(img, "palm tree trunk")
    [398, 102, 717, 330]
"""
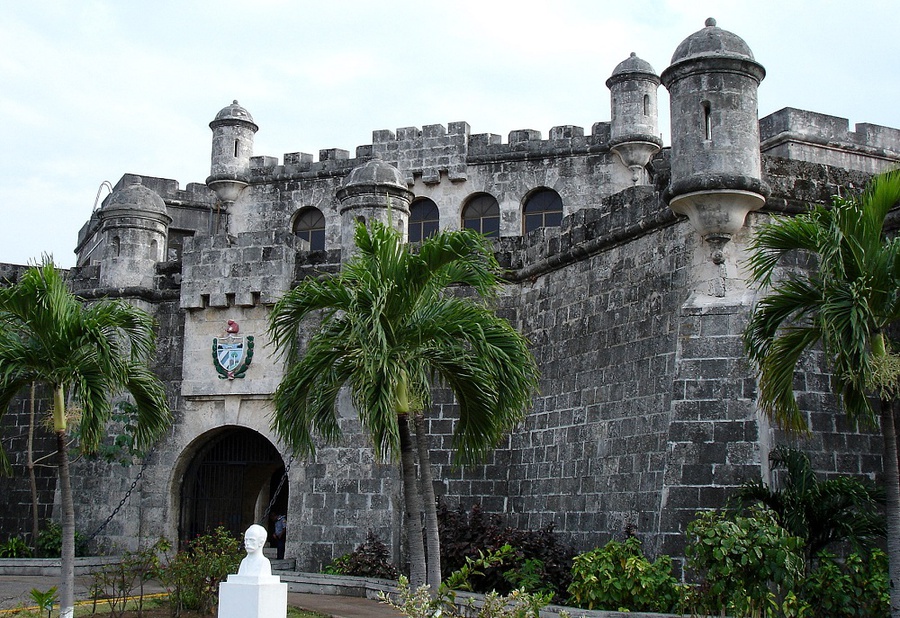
[413, 412, 442, 590]
[27, 382, 39, 543]
[398, 413, 427, 588]
[56, 430, 75, 618]
[51, 384, 75, 618]
[881, 398, 900, 618]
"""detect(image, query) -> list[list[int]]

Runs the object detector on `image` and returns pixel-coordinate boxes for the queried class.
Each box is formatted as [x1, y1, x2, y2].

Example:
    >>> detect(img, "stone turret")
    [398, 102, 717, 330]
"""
[207, 100, 257, 228]
[335, 157, 413, 260]
[97, 176, 171, 288]
[607, 52, 662, 184]
[661, 18, 768, 262]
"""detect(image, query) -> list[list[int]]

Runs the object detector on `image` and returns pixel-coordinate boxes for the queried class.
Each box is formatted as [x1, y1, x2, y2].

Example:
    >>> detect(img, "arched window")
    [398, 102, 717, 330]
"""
[523, 189, 563, 233]
[293, 207, 326, 251]
[409, 198, 440, 243]
[461, 193, 500, 238]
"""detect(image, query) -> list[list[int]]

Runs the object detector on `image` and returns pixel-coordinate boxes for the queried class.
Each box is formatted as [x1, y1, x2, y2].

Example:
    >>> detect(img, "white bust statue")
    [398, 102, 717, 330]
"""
[237, 524, 272, 578]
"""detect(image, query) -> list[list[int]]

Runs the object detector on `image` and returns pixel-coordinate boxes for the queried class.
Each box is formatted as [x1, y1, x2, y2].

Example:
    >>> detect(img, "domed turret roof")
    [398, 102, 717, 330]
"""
[670, 18, 755, 64]
[102, 177, 168, 215]
[213, 100, 255, 124]
[341, 157, 407, 191]
[611, 52, 657, 78]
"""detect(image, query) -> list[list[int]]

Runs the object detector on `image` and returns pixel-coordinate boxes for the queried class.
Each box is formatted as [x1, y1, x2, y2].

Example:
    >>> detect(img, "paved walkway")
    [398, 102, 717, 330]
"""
[289, 591, 403, 618]
[0, 575, 403, 617]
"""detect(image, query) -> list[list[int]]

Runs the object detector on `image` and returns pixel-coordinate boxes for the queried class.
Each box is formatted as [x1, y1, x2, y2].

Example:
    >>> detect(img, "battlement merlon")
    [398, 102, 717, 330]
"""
[760, 107, 900, 173]
[107, 174, 216, 206]
[246, 121, 615, 186]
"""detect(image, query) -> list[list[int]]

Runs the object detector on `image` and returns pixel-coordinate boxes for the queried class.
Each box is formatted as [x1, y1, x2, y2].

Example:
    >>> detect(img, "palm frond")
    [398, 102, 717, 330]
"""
[735, 447, 885, 555]
[757, 327, 823, 432]
[124, 364, 172, 452]
[746, 212, 824, 287]
[745, 170, 900, 433]
[744, 276, 823, 364]
[268, 219, 538, 466]
[0, 258, 170, 454]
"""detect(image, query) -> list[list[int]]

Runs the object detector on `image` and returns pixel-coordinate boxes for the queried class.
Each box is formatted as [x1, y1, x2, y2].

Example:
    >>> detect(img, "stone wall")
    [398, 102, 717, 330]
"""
[0, 382, 57, 543]
[1, 103, 894, 573]
[760, 108, 900, 174]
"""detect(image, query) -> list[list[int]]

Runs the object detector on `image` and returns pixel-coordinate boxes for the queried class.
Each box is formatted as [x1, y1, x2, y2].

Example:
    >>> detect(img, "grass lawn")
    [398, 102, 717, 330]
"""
[0, 594, 328, 618]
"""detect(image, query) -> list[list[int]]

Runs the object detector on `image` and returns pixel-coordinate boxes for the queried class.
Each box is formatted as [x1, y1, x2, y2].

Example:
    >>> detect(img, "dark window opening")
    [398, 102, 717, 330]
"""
[702, 100, 712, 140]
[167, 229, 195, 261]
[523, 189, 564, 234]
[462, 194, 500, 238]
[409, 198, 440, 243]
[293, 207, 326, 251]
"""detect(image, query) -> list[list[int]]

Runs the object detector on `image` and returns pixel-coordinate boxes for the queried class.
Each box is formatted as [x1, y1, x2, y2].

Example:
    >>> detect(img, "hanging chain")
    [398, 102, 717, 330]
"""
[261, 454, 294, 522]
[83, 450, 153, 544]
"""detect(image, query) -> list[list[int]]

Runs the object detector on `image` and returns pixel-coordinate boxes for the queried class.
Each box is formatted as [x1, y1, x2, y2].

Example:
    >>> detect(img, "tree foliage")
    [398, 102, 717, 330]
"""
[0, 258, 171, 617]
[744, 170, 900, 429]
[743, 169, 900, 617]
[269, 221, 539, 586]
[734, 446, 885, 558]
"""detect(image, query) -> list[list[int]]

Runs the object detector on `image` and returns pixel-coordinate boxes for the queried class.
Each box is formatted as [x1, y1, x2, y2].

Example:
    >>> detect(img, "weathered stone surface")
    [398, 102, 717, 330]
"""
[1, 19, 896, 575]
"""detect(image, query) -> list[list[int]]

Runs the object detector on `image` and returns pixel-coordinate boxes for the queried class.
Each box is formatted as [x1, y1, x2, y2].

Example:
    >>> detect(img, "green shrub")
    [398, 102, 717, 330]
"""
[34, 521, 88, 558]
[380, 547, 551, 618]
[566, 536, 681, 613]
[29, 586, 58, 618]
[161, 527, 242, 616]
[438, 504, 574, 600]
[734, 447, 885, 559]
[685, 506, 805, 617]
[323, 531, 399, 579]
[444, 544, 517, 592]
[502, 558, 556, 597]
[90, 537, 170, 617]
[0, 535, 32, 558]
[799, 549, 889, 618]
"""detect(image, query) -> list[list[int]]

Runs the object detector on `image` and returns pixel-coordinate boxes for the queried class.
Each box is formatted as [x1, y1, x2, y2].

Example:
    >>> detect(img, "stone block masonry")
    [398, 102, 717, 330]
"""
[1, 19, 894, 574]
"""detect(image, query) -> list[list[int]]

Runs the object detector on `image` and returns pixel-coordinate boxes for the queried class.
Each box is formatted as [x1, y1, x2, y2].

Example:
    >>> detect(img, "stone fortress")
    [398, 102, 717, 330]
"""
[2, 18, 900, 571]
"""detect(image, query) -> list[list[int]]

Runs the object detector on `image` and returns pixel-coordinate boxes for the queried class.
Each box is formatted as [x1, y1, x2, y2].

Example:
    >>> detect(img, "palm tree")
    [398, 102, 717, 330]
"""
[734, 446, 885, 560]
[743, 169, 900, 617]
[268, 220, 539, 589]
[0, 259, 171, 618]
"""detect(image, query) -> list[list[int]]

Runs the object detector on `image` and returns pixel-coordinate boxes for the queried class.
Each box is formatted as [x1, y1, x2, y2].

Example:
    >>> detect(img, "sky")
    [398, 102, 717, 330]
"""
[1, 0, 898, 268]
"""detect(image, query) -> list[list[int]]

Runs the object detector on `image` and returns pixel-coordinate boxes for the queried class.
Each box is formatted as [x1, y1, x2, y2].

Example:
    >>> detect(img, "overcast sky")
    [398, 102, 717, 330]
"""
[2, 0, 898, 268]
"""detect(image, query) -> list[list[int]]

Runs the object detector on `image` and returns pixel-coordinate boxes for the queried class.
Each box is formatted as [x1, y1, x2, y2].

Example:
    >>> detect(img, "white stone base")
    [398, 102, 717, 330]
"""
[218, 574, 287, 618]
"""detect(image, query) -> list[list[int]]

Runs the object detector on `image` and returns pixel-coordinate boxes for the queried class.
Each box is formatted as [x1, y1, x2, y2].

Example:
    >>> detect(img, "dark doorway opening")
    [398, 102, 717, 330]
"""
[179, 427, 286, 544]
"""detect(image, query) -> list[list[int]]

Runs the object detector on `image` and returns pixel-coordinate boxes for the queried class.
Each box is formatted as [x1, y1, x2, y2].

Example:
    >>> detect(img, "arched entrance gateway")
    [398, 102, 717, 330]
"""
[178, 426, 287, 543]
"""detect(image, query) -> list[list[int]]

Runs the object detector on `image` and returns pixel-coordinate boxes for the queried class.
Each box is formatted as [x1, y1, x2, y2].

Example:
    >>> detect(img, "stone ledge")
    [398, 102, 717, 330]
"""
[0, 556, 120, 576]
[276, 572, 697, 618]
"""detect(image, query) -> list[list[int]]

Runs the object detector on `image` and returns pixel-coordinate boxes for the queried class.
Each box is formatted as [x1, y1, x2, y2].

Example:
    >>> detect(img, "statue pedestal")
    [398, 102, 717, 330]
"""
[218, 574, 287, 618]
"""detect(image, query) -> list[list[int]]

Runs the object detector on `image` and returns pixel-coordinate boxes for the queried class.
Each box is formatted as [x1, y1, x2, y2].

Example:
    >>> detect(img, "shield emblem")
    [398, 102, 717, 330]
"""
[212, 335, 254, 379]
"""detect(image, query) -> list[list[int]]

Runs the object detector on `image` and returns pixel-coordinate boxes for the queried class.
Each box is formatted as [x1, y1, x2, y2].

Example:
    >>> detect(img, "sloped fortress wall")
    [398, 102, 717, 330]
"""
[1, 19, 898, 571]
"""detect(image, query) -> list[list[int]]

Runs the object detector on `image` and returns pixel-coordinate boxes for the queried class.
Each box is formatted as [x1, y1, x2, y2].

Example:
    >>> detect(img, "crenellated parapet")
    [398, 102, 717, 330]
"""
[760, 107, 900, 174]
[372, 121, 469, 185]
[242, 121, 615, 187]
[180, 230, 298, 309]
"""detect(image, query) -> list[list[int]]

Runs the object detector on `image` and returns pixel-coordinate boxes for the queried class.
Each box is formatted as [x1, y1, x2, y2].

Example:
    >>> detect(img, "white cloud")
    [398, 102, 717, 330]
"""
[0, 0, 897, 269]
